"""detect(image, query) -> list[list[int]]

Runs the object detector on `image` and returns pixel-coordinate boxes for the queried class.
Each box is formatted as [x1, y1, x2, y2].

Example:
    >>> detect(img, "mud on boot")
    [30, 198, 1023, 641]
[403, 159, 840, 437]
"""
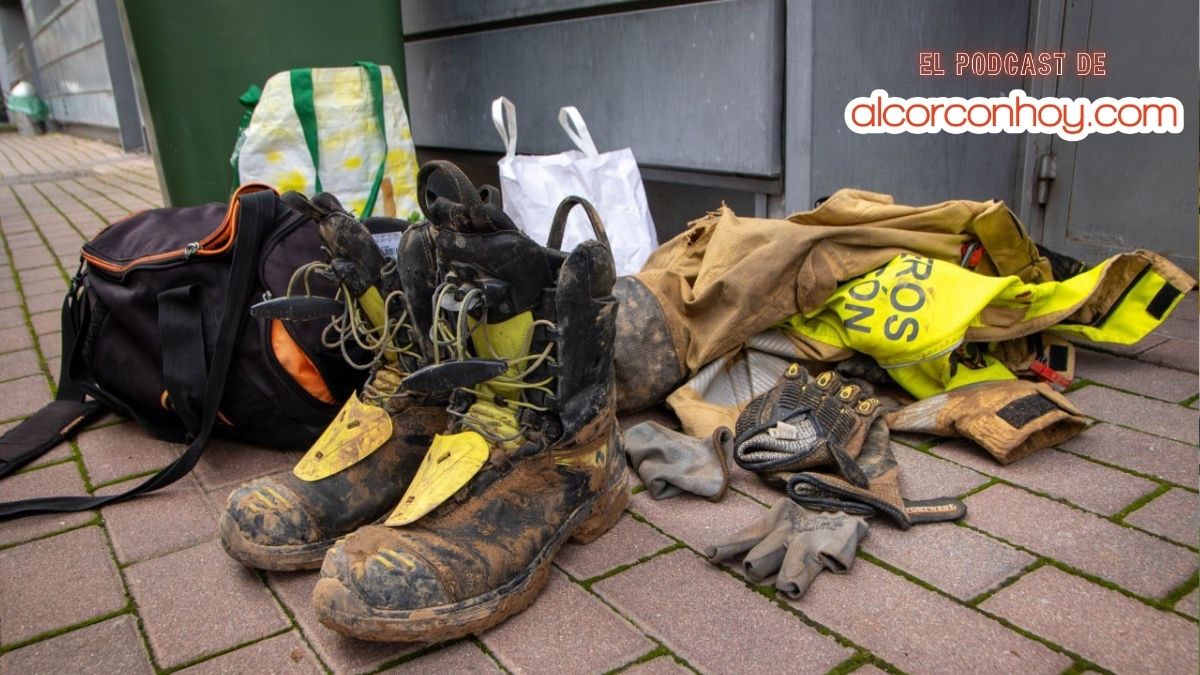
[220, 192, 451, 570]
[313, 161, 628, 642]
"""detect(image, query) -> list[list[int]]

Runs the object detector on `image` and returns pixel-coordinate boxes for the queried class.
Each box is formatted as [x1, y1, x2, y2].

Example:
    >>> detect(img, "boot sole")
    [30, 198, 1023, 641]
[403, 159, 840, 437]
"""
[313, 467, 631, 642]
[218, 512, 335, 571]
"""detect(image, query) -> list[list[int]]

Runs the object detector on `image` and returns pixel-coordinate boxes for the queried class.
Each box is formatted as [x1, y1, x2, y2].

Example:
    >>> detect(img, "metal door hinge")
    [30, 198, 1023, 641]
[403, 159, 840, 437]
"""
[1036, 153, 1057, 206]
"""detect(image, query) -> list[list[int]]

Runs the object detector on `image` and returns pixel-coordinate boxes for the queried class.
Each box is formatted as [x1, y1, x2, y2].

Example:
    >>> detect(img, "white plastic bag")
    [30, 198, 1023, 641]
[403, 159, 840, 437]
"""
[492, 97, 657, 275]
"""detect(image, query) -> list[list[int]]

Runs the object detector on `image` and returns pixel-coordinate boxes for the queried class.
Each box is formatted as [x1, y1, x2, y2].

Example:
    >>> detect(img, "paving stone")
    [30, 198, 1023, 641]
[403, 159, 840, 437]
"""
[99, 475, 217, 564]
[727, 463, 785, 505]
[482, 570, 652, 674]
[797, 559, 1070, 674]
[594, 549, 850, 674]
[862, 522, 1036, 601]
[619, 656, 691, 675]
[1068, 334, 1168, 357]
[931, 440, 1157, 515]
[268, 570, 420, 672]
[0, 527, 126, 645]
[0, 290, 20, 308]
[77, 422, 179, 485]
[629, 488, 765, 553]
[16, 264, 64, 282]
[1137, 338, 1199, 373]
[1059, 423, 1198, 489]
[1175, 588, 1199, 619]
[13, 251, 55, 271]
[981, 566, 1198, 674]
[0, 614, 152, 675]
[5, 232, 41, 248]
[45, 355, 60, 385]
[0, 325, 28, 355]
[19, 274, 67, 297]
[1123, 488, 1198, 547]
[179, 631, 323, 675]
[0, 348, 40, 381]
[964, 485, 1197, 599]
[0, 374, 50, 420]
[192, 438, 302, 490]
[30, 310, 59, 336]
[0, 462, 92, 547]
[380, 641, 502, 674]
[0, 306, 23, 325]
[126, 540, 289, 668]
[39, 330, 62, 357]
[850, 667, 889, 675]
[1074, 348, 1198, 402]
[1067, 385, 1199, 444]
[555, 513, 674, 580]
[0, 219, 33, 235]
[1154, 300, 1198, 341]
[892, 443, 989, 500]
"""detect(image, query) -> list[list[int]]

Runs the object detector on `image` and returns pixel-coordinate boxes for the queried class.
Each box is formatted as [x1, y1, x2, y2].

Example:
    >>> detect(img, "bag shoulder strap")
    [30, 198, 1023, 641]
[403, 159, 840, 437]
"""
[0, 286, 106, 479]
[0, 190, 277, 521]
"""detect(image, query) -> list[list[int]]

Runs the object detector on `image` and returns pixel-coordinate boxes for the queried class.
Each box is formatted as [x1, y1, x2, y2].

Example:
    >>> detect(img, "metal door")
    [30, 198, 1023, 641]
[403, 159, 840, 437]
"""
[1031, 0, 1198, 271]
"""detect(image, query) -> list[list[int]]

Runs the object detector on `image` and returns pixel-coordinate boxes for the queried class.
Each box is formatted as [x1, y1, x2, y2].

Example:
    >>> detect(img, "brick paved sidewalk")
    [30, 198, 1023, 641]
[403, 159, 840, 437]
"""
[0, 133, 1196, 674]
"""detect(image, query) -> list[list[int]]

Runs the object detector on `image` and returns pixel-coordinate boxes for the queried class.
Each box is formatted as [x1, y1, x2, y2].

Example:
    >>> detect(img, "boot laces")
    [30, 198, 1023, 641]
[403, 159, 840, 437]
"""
[288, 259, 420, 404]
[430, 281, 557, 444]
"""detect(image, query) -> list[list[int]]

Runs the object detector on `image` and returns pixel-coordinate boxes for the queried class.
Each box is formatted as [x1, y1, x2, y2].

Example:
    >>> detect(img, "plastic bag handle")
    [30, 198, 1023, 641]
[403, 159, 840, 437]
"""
[492, 96, 517, 160]
[558, 106, 599, 157]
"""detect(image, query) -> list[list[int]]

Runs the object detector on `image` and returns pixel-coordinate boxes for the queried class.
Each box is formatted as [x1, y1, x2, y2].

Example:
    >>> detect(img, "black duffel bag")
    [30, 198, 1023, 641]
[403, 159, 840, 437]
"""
[0, 186, 367, 520]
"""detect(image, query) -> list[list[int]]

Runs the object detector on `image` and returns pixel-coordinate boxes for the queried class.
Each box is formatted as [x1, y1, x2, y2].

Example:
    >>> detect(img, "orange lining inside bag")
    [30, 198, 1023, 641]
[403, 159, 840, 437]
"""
[271, 320, 336, 404]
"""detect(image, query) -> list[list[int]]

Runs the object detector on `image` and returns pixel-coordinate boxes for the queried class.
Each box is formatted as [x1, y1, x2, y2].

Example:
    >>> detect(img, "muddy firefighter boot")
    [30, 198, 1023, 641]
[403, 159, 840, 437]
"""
[219, 192, 449, 571]
[313, 163, 629, 642]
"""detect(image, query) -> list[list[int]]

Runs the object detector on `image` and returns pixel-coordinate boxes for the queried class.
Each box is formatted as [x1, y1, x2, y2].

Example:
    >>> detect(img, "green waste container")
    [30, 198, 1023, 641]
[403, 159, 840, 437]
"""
[122, 0, 409, 206]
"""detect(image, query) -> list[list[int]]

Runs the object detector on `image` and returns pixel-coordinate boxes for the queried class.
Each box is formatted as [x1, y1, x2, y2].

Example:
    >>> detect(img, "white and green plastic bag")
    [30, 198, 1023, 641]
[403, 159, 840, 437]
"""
[233, 62, 420, 220]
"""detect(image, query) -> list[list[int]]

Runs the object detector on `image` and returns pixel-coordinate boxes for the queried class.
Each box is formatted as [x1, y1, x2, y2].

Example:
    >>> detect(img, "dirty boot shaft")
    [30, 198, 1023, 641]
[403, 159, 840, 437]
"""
[220, 192, 448, 570]
[313, 162, 629, 642]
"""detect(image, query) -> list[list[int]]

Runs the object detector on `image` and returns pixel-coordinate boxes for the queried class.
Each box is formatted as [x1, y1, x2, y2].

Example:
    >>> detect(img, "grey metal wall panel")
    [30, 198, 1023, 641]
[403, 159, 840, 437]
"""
[402, 0, 627, 35]
[0, 4, 37, 91]
[405, 0, 783, 176]
[96, 0, 142, 150]
[803, 0, 1029, 207]
[46, 90, 116, 126]
[1039, 0, 1197, 268]
[24, 0, 117, 128]
[29, 0, 96, 66]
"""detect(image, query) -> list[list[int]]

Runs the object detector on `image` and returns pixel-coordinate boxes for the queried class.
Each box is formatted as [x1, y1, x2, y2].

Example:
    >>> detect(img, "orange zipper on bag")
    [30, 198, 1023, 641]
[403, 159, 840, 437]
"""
[81, 183, 275, 275]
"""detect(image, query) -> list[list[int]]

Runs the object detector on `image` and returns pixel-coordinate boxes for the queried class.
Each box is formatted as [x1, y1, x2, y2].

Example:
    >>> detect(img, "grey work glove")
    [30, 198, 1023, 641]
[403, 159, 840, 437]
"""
[625, 422, 730, 501]
[735, 365, 966, 528]
[705, 498, 868, 599]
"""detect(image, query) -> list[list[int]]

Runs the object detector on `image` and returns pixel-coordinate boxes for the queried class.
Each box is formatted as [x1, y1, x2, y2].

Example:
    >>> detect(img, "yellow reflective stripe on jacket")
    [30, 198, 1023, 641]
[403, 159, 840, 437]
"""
[785, 250, 1194, 397]
[1045, 266, 1182, 343]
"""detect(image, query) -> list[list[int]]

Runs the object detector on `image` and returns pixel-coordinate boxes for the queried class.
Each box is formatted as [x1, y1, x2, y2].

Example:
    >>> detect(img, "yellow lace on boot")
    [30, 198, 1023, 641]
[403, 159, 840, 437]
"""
[384, 282, 557, 526]
[288, 260, 423, 481]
